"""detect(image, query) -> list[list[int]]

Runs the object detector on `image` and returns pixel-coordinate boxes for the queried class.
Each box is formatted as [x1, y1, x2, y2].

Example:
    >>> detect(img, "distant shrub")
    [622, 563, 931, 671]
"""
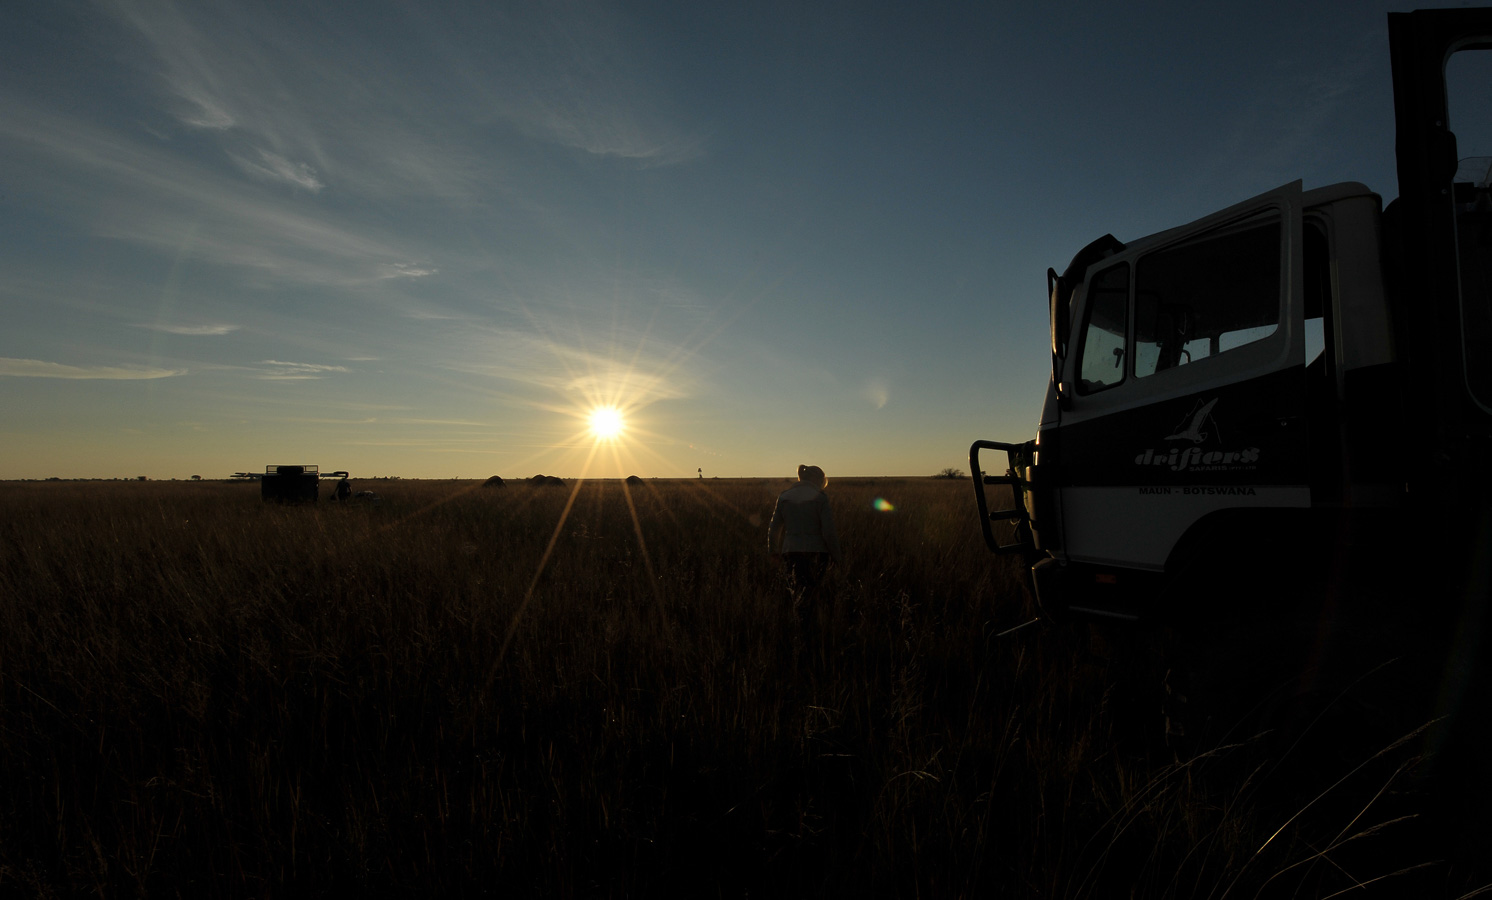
[932, 468, 964, 479]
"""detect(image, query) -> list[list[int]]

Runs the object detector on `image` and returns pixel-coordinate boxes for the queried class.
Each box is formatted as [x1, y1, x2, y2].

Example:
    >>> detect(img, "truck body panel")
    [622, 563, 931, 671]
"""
[971, 8, 1492, 618]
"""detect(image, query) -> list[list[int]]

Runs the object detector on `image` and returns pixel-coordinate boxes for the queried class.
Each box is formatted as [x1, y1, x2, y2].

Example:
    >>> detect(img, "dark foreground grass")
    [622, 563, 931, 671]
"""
[0, 478, 1483, 896]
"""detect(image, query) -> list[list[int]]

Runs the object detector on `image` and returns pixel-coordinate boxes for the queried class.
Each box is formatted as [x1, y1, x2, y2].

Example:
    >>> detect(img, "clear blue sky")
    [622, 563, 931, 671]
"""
[0, 1, 1469, 479]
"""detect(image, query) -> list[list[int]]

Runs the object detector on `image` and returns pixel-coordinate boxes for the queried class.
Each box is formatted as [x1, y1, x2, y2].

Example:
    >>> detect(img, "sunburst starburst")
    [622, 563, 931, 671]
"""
[589, 406, 625, 440]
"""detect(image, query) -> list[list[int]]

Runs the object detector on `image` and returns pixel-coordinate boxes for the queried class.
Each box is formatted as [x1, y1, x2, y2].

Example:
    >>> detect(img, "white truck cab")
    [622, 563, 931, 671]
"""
[972, 9, 1492, 619]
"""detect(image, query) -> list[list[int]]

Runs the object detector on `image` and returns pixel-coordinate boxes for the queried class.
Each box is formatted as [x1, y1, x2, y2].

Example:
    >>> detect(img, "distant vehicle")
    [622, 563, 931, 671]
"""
[257, 465, 350, 504]
[970, 8, 1492, 619]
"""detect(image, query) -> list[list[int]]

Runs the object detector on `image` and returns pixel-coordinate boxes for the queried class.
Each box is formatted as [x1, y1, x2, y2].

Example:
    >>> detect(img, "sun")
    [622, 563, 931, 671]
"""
[588, 406, 625, 440]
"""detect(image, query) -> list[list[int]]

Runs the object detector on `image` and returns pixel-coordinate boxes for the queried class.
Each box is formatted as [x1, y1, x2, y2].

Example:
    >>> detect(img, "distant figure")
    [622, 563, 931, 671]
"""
[331, 477, 352, 502]
[768, 465, 841, 621]
[698, 467, 702, 479]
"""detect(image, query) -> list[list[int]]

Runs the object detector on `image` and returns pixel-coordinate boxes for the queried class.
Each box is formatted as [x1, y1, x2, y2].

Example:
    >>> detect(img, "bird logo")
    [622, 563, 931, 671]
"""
[1165, 397, 1220, 444]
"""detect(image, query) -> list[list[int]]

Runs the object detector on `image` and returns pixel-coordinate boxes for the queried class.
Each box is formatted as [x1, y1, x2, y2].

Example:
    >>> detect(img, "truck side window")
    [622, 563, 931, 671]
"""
[1076, 262, 1130, 394]
[1133, 215, 1281, 378]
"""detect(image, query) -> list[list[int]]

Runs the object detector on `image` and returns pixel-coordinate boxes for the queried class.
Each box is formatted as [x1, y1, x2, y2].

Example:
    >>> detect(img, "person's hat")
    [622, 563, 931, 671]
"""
[797, 464, 827, 489]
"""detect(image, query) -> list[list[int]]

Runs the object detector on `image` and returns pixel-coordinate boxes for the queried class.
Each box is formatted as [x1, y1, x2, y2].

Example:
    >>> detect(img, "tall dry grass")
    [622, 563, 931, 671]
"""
[0, 478, 1473, 896]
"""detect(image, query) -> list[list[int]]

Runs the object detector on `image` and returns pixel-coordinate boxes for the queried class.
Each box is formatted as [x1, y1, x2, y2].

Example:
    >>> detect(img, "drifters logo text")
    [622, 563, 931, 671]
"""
[1133, 397, 1261, 472]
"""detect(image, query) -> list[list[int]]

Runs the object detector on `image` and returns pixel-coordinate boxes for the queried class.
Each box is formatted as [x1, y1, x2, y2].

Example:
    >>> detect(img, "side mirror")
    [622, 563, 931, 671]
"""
[1048, 267, 1068, 378]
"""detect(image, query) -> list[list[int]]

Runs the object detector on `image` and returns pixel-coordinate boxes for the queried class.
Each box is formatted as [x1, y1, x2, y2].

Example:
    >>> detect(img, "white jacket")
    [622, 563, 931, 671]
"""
[768, 482, 841, 559]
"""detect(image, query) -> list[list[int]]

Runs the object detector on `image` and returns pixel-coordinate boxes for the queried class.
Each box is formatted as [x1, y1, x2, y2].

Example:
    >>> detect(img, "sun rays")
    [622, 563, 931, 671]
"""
[588, 406, 625, 440]
[463, 301, 721, 482]
[468, 312, 713, 670]
[420, 291, 794, 679]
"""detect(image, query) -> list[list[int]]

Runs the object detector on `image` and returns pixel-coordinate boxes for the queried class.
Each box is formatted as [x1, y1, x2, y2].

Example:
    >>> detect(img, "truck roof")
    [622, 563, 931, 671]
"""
[1120, 181, 1379, 258]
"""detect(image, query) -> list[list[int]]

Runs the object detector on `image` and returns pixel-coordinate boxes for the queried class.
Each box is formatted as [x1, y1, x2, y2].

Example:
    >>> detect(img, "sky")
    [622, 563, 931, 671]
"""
[0, 0, 1484, 480]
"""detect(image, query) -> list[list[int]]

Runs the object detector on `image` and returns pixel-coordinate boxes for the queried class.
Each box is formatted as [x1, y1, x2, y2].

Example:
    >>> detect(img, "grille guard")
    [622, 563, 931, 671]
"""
[968, 439, 1036, 555]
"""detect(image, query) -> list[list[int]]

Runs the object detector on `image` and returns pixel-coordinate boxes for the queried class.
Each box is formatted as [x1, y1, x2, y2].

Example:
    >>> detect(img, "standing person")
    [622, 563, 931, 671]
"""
[768, 465, 842, 623]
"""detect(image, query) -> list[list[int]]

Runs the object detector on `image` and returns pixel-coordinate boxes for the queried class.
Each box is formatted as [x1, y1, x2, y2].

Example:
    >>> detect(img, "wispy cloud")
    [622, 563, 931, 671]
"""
[230, 149, 323, 191]
[406, 3, 705, 166]
[378, 263, 437, 279]
[136, 322, 239, 335]
[256, 360, 351, 380]
[0, 357, 185, 379]
[1195, 26, 1383, 196]
[5, 0, 700, 318]
[0, 97, 432, 286]
[104, 0, 239, 131]
[507, 89, 705, 166]
[98, 0, 502, 198]
[451, 327, 695, 410]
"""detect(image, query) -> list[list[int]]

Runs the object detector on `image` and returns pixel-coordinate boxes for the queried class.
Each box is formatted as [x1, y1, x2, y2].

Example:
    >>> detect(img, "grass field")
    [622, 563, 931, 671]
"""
[0, 477, 1483, 896]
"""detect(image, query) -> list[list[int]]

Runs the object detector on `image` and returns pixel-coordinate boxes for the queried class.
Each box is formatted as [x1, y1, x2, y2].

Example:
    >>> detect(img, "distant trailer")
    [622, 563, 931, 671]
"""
[259, 465, 349, 503]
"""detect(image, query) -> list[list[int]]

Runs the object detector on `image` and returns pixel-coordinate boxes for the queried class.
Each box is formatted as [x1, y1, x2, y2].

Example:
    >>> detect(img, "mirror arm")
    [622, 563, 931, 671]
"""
[1048, 267, 1072, 409]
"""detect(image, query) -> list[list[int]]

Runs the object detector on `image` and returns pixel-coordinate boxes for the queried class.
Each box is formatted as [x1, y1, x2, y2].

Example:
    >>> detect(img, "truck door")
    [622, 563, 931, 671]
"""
[1389, 9, 1492, 492]
[1050, 181, 1309, 576]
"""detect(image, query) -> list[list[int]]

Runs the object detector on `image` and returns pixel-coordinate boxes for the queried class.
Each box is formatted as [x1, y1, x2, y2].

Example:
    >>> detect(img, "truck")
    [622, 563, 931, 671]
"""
[257, 465, 350, 503]
[970, 8, 1492, 621]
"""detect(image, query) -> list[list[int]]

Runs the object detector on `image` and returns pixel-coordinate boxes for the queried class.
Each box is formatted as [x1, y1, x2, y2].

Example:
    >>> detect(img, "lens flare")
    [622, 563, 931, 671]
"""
[873, 497, 895, 512]
[589, 406, 625, 440]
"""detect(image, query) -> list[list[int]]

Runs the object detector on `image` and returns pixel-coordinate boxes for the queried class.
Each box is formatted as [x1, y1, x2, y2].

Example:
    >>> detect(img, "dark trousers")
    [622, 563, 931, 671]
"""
[783, 552, 830, 624]
[783, 552, 829, 589]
